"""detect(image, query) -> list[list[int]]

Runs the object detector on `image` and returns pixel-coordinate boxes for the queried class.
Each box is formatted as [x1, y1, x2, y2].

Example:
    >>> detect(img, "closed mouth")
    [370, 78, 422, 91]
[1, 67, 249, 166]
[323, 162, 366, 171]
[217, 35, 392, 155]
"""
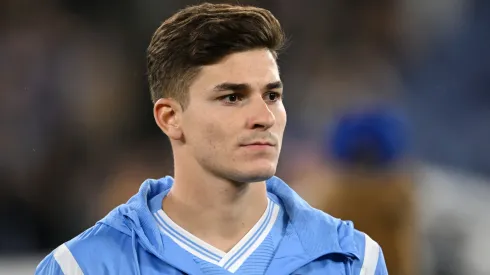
[241, 142, 275, 147]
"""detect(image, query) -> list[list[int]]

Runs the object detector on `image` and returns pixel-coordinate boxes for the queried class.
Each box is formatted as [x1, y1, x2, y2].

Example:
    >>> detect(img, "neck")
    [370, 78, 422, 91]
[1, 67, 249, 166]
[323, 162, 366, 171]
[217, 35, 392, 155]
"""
[163, 157, 269, 252]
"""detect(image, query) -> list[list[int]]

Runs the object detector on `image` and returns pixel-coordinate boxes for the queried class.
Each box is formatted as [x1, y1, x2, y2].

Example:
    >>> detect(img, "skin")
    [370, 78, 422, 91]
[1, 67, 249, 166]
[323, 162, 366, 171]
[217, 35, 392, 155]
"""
[153, 49, 287, 252]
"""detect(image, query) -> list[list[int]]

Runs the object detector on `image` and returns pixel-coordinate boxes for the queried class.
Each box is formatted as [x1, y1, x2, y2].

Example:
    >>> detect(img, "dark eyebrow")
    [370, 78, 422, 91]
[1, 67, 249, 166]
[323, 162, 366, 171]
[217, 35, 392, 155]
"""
[266, 81, 283, 90]
[212, 83, 250, 93]
[212, 81, 283, 93]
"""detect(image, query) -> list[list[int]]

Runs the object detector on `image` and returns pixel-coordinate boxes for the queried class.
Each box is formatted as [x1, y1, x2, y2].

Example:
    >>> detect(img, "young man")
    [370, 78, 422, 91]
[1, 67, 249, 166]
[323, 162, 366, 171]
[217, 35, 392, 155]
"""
[36, 3, 388, 275]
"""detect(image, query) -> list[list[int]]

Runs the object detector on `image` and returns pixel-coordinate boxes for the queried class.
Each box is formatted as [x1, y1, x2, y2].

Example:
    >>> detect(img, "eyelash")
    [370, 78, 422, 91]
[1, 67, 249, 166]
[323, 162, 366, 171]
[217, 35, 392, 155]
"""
[219, 92, 282, 105]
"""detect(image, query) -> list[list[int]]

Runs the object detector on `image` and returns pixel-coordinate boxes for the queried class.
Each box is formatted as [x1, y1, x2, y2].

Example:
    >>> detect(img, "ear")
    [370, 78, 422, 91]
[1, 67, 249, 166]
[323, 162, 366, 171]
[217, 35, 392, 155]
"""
[153, 98, 184, 140]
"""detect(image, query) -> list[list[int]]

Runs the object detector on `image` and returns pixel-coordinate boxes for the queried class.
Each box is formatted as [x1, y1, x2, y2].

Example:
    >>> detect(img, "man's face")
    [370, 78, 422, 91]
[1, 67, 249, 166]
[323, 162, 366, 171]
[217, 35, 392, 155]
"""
[181, 49, 286, 183]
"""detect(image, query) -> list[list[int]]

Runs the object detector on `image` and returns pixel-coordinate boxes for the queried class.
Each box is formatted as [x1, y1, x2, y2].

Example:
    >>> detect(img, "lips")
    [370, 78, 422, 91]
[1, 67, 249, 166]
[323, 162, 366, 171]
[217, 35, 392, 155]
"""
[241, 141, 275, 147]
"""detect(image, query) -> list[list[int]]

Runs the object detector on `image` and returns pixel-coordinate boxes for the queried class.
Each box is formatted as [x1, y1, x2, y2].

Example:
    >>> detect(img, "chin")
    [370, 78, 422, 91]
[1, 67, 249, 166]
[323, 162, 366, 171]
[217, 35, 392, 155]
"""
[246, 173, 275, 183]
[232, 164, 277, 183]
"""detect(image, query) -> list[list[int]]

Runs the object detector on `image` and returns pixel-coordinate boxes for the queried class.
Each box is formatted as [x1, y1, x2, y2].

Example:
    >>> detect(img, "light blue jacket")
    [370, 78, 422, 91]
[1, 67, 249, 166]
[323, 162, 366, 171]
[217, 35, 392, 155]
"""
[36, 176, 388, 274]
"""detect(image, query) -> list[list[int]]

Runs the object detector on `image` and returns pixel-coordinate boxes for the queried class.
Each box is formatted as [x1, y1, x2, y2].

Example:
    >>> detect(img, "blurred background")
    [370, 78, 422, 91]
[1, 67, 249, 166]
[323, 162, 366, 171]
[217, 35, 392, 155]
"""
[1, 0, 490, 274]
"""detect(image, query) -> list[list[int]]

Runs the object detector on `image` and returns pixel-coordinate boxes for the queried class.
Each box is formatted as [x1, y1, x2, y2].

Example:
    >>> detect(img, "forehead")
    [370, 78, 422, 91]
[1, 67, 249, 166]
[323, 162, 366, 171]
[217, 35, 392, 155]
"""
[190, 49, 280, 91]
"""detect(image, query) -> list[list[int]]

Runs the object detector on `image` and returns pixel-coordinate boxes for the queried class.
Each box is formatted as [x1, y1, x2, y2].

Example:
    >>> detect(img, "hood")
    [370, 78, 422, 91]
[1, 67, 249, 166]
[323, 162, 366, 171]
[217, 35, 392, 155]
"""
[97, 176, 360, 270]
[266, 176, 361, 260]
[97, 177, 174, 259]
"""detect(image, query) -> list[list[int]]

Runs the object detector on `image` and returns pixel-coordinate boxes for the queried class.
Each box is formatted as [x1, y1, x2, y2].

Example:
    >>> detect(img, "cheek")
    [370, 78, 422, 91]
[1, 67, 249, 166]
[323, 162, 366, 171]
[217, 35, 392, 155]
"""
[274, 107, 287, 129]
[183, 107, 231, 153]
[199, 120, 228, 150]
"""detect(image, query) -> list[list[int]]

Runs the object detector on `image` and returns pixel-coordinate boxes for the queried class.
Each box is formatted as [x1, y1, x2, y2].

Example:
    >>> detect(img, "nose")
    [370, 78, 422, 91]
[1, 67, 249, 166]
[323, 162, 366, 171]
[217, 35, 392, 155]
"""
[246, 96, 276, 130]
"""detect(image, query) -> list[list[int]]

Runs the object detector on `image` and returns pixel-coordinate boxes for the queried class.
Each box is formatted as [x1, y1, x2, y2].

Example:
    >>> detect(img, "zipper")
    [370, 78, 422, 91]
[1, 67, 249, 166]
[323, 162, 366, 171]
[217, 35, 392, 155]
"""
[345, 255, 356, 275]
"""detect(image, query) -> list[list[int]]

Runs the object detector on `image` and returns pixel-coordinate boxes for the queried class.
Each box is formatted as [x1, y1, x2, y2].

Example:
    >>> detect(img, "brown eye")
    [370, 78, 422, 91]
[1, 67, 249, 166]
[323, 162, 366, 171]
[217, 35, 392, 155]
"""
[227, 94, 238, 102]
[220, 93, 243, 104]
[265, 92, 281, 102]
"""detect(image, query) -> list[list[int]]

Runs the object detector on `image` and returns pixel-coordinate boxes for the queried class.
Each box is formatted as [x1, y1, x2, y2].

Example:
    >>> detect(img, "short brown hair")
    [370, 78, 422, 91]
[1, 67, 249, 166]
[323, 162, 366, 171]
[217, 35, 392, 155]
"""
[147, 3, 285, 106]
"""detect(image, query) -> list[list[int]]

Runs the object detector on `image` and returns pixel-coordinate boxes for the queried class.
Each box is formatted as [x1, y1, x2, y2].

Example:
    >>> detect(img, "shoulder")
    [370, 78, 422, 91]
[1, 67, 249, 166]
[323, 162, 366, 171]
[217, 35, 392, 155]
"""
[336, 218, 388, 275]
[35, 223, 133, 275]
[304, 209, 388, 274]
[35, 250, 65, 275]
[267, 176, 388, 274]
[352, 229, 387, 274]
